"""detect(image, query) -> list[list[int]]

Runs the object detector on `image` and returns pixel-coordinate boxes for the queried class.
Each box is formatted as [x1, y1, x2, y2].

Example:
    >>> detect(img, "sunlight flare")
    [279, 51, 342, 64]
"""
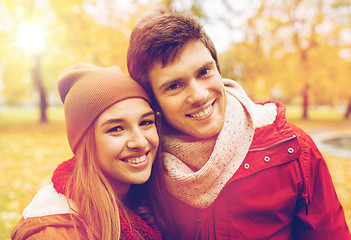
[16, 22, 47, 53]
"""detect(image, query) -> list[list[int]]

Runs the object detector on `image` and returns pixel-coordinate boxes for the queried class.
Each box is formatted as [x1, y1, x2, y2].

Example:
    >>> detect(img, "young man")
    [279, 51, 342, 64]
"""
[127, 8, 351, 240]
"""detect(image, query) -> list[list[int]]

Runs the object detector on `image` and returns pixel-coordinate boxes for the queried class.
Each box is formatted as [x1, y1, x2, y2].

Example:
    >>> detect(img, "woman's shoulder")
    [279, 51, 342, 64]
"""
[11, 184, 84, 240]
[11, 214, 82, 240]
[22, 184, 75, 219]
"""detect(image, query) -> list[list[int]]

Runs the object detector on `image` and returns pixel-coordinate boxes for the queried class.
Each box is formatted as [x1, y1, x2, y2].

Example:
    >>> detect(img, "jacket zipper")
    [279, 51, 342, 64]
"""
[248, 134, 297, 152]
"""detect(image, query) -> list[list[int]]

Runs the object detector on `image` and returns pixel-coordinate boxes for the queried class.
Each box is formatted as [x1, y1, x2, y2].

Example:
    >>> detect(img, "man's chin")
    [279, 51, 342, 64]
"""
[183, 124, 222, 140]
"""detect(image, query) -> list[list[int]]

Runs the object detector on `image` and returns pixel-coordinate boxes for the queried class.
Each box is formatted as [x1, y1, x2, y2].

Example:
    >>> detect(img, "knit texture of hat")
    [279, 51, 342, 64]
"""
[58, 62, 150, 153]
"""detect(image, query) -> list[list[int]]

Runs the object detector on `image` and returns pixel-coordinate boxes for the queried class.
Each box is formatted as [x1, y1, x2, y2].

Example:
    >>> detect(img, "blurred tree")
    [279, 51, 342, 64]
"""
[219, 0, 350, 119]
[1, 0, 47, 115]
[160, 0, 206, 18]
[332, 0, 351, 119]
[0, 0, 134, 122]
[1, 0, 350, 121]
[32, 54, 48, 122]
[48, 0, 131, 69]
[346, 97, 351, 119]
[288, 0, 323, 119]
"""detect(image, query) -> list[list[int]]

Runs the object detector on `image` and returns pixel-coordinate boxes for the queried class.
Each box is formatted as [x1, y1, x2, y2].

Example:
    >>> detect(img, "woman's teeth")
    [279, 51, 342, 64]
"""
[125, 155, 146, 164]
[190, 105, 212, 118]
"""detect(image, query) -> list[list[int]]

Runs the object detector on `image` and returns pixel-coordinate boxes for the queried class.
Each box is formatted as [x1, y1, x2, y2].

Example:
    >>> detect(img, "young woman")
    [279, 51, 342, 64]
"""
[11, 62, 162, 239]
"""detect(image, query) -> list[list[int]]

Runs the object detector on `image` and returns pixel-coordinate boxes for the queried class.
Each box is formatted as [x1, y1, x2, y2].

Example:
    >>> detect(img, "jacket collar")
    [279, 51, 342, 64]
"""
[250, 101, 295, 150]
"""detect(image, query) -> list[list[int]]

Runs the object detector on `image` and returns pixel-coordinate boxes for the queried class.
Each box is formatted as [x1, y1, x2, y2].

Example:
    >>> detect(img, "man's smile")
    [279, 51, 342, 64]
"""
[186, 102, 214, 119]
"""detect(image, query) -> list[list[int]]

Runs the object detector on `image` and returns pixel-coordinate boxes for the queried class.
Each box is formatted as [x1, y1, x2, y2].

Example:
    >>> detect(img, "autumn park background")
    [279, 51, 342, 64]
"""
[1, 0, 351, 238]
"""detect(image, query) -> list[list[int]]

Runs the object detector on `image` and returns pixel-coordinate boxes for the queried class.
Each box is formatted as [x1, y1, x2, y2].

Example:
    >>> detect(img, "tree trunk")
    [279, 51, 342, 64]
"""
[345, 96, 351, 119]
[302, 83, 309, 120]
[32, 54, 48, 123]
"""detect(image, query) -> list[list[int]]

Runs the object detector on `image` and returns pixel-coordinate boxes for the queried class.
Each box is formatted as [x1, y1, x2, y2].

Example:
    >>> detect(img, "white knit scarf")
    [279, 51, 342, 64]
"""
[159, 79, 277, 209]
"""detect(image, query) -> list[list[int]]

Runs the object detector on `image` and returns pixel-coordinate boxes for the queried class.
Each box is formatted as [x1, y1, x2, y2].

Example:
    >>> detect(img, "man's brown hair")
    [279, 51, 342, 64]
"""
[127, 7, 220, 106]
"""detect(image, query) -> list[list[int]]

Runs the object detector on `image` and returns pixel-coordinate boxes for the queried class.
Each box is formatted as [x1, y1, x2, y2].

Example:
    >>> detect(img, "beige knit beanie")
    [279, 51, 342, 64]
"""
[58, 62, 151, 153]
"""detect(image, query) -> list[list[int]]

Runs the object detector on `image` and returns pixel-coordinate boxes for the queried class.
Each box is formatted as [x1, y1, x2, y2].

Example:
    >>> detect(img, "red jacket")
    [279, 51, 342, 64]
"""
[161, 103, 350, 239]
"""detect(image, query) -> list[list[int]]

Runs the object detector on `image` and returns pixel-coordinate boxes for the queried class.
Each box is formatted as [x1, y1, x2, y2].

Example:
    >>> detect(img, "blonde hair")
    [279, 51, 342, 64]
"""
[66, 126, 141, 239]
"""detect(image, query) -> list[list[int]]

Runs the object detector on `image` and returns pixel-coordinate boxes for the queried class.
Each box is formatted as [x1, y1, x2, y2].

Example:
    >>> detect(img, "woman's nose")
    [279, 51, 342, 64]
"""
[126, 129, 148, 150]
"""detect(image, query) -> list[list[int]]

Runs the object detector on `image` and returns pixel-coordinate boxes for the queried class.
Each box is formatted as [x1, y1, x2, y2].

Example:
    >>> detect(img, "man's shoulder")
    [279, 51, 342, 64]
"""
[251, 101, 307, 147]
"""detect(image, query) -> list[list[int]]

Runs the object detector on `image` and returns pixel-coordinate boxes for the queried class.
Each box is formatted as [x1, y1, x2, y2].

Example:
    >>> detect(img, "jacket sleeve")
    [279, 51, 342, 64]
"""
[11, 215, 90, 240]
[293, 129, 351, 240]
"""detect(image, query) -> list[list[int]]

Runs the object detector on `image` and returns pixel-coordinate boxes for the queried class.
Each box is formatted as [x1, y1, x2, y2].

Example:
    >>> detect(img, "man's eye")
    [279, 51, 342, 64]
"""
[198, 68, 209, 78]
[166, 83, 180, 91]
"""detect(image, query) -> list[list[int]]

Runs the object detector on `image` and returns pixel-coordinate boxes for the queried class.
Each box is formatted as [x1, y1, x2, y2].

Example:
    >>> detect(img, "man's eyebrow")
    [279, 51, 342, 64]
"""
[191, 60, 216, 79]
[158, 78, 181, 91]
[196, 61, 215, 72]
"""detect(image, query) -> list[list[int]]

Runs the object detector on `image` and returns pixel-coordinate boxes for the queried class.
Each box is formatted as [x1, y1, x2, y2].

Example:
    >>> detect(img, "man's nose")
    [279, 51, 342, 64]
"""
[186, 79, 209, 105]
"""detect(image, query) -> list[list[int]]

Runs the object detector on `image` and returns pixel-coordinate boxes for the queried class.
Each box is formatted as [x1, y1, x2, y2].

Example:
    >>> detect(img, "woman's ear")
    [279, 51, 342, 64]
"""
[156, 111, 163, 118]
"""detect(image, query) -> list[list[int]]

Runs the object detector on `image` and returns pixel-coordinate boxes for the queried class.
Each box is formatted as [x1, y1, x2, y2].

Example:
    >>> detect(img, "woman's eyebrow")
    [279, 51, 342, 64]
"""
[101, 118, 123, 127]
[142, 111, 155, 118]
[101, 110, 155, 127]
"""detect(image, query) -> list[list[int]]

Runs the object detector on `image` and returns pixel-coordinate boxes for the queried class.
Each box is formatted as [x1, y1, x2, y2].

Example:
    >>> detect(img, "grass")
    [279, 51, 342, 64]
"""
[0, 105, 350, 239]
[0, 107, 72, 239]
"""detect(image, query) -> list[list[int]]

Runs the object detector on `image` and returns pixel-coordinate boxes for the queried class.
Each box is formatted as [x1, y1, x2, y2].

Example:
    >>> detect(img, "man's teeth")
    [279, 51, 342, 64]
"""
[125, 155, 146, 164]
[190, 105, 212, 118]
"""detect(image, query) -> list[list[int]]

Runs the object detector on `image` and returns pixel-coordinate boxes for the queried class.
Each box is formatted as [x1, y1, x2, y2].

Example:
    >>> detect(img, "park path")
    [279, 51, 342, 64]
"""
[305, 121, 351, 159]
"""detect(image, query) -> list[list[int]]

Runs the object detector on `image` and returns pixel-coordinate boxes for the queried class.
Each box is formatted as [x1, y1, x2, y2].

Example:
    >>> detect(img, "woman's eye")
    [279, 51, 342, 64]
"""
[107, 126, 123, 133]
[140, 120, 155, 127]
